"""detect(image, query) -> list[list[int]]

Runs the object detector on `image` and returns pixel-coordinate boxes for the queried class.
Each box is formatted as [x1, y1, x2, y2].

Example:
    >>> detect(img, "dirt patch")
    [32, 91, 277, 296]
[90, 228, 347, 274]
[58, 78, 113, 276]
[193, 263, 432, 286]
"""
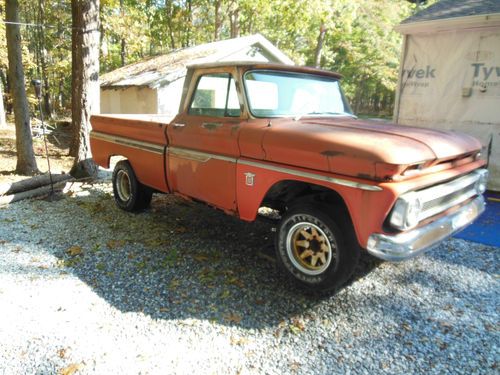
[0, 122, 74, 184]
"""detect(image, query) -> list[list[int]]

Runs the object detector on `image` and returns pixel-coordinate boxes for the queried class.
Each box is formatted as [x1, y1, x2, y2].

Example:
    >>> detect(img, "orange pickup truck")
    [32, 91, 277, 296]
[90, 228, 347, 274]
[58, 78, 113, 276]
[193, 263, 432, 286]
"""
[90, 62, 488, 292]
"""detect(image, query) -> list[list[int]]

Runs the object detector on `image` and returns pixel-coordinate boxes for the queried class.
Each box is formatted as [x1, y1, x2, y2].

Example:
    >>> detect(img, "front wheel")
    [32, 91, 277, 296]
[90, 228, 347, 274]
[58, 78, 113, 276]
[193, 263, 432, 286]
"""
[275, 204, 359, 293]
[112, 160, 153, 212]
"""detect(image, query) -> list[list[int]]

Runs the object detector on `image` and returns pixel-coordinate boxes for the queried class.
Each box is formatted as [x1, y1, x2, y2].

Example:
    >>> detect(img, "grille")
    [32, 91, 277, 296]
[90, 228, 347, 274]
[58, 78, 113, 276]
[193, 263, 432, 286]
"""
[416, 171, 482, 222]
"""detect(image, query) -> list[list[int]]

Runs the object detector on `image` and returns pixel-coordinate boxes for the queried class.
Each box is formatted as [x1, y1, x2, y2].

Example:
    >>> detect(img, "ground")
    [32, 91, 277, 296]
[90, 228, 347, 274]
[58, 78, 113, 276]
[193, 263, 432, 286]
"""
[0, 121, 73, 184]
[0, 123, 498, 374]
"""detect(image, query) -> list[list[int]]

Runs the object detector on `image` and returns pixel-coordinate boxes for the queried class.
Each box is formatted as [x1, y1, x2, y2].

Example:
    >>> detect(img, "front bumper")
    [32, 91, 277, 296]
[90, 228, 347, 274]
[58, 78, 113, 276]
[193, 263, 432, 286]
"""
[366, 195, 485, 261]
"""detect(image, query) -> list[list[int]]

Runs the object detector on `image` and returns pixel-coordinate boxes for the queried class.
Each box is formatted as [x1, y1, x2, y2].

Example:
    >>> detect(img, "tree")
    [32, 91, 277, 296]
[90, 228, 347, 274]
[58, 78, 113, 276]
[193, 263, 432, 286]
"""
[37, 0, 52, 117]
[0, 5, 6, 129]
[69, 0, 100, 178]
[5, 0, 39, 174]
[0, 80, 6, 128]
[314, 24, 327, 68]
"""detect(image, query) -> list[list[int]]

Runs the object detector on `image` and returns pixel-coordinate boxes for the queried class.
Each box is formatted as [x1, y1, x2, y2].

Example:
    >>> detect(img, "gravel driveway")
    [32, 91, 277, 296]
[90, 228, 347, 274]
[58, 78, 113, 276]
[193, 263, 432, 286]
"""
[0, 177, 498, 375]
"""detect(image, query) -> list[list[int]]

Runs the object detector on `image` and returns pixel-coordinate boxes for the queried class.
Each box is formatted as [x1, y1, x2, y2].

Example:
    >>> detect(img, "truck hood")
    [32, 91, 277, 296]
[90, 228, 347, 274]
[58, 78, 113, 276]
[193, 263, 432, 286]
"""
[261, 117, 482, 180]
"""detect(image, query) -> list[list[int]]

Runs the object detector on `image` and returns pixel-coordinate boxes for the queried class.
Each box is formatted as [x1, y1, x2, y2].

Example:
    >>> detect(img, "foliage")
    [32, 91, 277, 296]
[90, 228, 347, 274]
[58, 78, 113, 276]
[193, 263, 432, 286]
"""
[4, 0, 425, 117]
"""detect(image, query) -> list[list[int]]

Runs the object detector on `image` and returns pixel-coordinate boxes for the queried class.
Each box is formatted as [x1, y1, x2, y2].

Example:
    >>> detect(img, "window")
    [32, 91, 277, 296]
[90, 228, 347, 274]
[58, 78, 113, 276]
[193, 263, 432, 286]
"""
[189, 73, 241, 117]
[244, 70, 353, 118]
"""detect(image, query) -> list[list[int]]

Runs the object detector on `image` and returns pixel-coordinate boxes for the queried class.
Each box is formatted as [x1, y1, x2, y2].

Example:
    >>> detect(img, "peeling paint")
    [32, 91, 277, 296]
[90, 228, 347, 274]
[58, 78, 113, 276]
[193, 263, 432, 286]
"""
[321, 150, 345, 157]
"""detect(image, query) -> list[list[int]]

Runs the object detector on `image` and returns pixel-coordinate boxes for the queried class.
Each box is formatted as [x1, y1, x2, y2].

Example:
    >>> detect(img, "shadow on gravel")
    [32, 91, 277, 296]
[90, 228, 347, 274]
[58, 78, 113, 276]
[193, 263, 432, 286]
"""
[48, 186, 383, 329]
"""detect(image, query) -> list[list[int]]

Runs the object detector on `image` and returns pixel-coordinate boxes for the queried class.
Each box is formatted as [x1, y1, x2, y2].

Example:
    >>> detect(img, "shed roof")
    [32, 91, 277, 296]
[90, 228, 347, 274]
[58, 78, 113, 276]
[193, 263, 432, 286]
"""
[402, 0, 500, 24]
[100, 34, 293, 89]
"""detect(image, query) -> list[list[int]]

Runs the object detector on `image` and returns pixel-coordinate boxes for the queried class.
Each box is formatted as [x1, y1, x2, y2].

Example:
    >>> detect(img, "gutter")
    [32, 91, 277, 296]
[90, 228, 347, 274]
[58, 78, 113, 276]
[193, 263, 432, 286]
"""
[396, 13, 500, 34]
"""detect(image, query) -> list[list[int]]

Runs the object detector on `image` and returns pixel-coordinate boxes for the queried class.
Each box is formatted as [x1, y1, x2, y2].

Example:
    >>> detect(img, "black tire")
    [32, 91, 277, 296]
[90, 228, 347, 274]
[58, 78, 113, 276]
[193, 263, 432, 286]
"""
[275, 203, 360, 293]
[112, 160, 153, 212]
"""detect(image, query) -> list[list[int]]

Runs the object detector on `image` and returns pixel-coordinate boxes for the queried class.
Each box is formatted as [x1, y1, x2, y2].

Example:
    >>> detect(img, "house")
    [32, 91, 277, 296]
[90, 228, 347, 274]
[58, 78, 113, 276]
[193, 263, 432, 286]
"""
[100, 34, 294, 116]
[393, 0, 500, 190]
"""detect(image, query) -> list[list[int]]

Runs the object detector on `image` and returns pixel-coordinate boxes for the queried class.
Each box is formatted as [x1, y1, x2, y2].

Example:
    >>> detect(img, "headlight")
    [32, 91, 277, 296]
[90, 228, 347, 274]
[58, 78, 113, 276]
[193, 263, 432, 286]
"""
[475, 169, 489, 194]
[390, 192, 422, 230]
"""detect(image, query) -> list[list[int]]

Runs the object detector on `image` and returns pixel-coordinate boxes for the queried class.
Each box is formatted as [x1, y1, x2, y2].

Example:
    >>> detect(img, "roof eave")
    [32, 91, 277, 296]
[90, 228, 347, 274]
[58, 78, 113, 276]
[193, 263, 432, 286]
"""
[396, 12, 500, 34]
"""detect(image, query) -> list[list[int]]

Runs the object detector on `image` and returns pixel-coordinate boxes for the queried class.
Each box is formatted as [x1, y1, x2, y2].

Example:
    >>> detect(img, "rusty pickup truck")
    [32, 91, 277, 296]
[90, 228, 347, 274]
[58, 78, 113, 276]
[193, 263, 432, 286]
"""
[90, 62, 488, 292]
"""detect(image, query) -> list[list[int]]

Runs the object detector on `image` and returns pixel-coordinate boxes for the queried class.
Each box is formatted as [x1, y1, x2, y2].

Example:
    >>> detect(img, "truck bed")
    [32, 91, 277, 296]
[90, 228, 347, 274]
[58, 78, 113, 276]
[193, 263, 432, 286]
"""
[90, 114, 170, 193]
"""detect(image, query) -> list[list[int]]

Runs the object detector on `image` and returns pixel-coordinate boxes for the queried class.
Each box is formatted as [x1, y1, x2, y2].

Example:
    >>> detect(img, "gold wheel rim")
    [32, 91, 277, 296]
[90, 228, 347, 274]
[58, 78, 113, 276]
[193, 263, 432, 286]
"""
[286, 222, 334, 275]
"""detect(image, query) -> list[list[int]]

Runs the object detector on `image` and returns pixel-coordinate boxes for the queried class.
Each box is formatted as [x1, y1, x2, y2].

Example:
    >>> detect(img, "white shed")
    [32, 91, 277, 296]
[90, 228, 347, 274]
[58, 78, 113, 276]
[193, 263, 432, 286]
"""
[393, 0, 500, 190]
[100, 34, 294, 117]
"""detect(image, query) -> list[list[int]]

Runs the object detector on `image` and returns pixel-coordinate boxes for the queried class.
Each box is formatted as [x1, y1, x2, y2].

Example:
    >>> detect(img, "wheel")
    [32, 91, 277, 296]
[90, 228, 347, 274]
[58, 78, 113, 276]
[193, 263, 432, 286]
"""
[275, 203, 359, 293]
[112, 160, 153, 212]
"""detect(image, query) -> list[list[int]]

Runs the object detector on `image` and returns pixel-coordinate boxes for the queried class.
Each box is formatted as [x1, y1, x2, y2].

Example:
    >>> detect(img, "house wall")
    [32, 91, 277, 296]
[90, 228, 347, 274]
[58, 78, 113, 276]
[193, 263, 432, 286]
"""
[395, 27, 500, 190]
[157, 78, 185, 116]
[101, 87, 158, 114]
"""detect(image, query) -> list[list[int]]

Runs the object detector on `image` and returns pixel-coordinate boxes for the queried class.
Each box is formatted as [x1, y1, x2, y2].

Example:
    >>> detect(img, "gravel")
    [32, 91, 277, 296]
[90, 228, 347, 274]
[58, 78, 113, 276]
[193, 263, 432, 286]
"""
[0, 175, 498, 375]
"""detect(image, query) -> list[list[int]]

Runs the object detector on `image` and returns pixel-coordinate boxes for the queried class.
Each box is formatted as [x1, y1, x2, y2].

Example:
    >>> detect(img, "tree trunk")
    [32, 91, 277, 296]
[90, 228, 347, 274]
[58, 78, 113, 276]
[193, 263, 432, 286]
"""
[38, 0, 52, 118]
[0, 80, 6, 128]
[185, 0, 192, 47]
[69, 0, 100, 178]
[119, 0, 126, 66]
[314, 24, 327, 68]
[229, 2, 240, 39]
[0, 173, 72, 196]
[164, 1, 176, 49]
[214, 0, 221, 41]
[5, 0, 39, 175]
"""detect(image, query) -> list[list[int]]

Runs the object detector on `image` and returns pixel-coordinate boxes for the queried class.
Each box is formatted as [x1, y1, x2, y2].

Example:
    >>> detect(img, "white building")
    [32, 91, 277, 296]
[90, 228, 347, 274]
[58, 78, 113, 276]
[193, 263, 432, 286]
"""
[100, 34, 293, 116]
[393, 0, 500, 190]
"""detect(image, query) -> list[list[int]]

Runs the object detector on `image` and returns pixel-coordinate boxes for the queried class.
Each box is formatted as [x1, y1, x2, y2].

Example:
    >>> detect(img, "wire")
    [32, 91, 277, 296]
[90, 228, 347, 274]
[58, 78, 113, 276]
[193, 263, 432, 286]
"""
[1, 20, 97, 31]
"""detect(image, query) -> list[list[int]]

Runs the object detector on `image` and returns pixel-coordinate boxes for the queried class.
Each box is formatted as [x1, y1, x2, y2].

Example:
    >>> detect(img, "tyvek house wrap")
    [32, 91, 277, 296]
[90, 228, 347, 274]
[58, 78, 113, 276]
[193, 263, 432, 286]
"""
[395, 28, 500, 191]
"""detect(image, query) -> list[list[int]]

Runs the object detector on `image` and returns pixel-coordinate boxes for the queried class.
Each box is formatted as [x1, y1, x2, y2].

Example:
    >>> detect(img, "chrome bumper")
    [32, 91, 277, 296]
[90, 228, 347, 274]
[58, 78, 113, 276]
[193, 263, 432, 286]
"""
[366, 195, 485, 261]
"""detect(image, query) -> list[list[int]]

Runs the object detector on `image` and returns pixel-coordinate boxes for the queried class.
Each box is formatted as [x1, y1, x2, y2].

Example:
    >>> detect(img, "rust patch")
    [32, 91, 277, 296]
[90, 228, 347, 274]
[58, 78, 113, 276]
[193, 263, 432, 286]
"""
[356, 173, 373, 180]
[321, 150, 344, 157]
[231, 125, 240, 136]
[202, 122, 222, 131]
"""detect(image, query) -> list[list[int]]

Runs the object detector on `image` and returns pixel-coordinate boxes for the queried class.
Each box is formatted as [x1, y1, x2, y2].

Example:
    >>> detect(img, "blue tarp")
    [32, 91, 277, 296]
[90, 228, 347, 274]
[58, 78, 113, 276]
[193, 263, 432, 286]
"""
[454, 192, 500, 247]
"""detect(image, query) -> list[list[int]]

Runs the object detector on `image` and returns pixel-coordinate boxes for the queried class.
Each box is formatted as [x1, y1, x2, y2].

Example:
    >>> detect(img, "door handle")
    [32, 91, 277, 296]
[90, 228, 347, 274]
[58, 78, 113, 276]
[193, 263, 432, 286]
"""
[173, 123, 185, 128]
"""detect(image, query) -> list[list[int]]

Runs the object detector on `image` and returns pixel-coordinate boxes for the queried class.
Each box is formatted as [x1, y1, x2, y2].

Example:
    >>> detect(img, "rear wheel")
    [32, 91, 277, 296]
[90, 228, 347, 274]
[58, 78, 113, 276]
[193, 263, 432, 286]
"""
[112, 160, 152, 212]
[275, 203, 359, 293]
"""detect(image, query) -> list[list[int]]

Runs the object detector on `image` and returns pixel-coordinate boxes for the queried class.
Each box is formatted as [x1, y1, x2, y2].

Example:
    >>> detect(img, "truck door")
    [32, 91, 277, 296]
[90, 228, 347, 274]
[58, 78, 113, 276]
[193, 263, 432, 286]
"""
[167, 72, 242, 211]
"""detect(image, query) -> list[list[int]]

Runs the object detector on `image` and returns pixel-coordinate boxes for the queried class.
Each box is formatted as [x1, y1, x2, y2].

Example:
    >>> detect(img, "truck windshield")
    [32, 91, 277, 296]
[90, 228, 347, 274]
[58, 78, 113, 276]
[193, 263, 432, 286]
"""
[244, 70, 353, 119]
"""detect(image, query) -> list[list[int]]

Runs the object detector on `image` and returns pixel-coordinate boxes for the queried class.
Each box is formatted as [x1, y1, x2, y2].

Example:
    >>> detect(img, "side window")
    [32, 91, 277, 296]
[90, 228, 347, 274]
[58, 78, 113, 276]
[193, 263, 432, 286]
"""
[189, 73, 241, 117]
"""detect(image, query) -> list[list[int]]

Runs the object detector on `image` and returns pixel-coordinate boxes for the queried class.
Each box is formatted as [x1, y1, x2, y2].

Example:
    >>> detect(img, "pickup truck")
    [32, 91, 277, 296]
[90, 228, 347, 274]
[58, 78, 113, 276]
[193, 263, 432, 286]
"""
[90, 62, 488, 292]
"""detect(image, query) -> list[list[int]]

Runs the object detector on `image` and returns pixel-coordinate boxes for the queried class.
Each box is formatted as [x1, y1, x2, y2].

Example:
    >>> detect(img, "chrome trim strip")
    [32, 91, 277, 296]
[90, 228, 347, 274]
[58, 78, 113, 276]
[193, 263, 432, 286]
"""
[168, 147, 237, 163]
[91, 131, 164, 155]
[239, 159, 383, 191]
[367, 195, 485, 261]
[101, 137, 382, 192]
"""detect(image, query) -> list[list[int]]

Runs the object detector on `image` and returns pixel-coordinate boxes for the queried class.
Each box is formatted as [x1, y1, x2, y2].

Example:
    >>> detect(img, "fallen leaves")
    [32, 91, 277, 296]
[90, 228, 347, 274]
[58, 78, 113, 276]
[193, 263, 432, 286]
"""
[59, 363, 83, 375]
[230, 336, 250, 346]
[57, 348, 67, 359]
[106, 240, 125, 249]
[289, 318, 305, 335]
[226, 276, 244, 288]
[168, 278, 181, 290]
[193, 254, 209, 262]
[66, 246, 83, 256]
[224, 312, 242, 324]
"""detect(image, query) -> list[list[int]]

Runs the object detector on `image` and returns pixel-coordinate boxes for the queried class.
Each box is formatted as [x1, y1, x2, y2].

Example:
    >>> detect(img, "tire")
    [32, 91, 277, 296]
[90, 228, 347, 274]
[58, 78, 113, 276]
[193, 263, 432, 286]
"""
[275, 203, 360, 293]
[112, 160, 153, 212]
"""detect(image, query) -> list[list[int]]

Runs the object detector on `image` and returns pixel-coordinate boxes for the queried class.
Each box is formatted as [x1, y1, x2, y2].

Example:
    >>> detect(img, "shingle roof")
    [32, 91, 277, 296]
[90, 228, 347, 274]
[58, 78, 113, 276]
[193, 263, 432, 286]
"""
[402, 0, 500, 24]
[100, 34, 293, 89]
